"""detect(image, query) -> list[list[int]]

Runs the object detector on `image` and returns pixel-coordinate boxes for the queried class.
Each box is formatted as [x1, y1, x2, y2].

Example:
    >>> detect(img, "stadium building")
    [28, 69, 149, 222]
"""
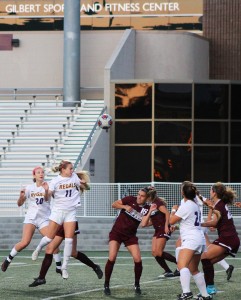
[0, 0, 240, 184]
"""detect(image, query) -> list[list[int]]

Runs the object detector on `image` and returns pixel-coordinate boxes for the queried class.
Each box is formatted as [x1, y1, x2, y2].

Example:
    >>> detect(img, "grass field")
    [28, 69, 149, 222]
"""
[0, 250, 241, 300]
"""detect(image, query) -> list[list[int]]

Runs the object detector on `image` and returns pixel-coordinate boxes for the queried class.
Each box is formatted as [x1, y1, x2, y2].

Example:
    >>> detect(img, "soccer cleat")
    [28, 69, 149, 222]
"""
[29, 278, 46, 287]
[56, 268, 62, 276]
[62, 269, 69, 279]
[164, 271, 174, 278]
[226, 265, 234, 281]
[177, 292, 193, 299]
[134, 285, 142, 295]
[1, 259, 10, 272]
[94, 264, 103, 279]
[31, 249, 40, 261]
[173, 269, 180, 277]
[206, 285, 217, 295]
[104, 285, 111, 296]
[195, 295, 213, 300]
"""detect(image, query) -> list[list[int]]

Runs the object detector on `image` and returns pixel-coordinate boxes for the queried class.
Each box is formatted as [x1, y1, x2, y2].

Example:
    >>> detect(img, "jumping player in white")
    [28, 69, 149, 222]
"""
[1, 166, 61, 272]
[31, 160, 88, 280]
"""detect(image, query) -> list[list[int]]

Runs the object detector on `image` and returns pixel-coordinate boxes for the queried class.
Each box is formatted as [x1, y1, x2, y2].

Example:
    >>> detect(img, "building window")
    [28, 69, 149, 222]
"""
[115, 121, 152, 144]
[154, 146, 191, 182]
[115, 146, 151, 182]
[194, 121, 228, 144]
[155, 121, 191, 144]
[115, 83, 152, 119]
[194, 84, 229, 119]
[155, 83, 192, 118]
[231, 84, 241, 120]
[231, 147, 241, 182]
[194, 146, 228, 182]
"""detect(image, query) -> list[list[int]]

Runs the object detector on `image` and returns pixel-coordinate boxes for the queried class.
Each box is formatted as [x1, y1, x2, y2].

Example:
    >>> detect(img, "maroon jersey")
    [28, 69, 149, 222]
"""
[214, 200, 238, 238]
[150, 198, 167, 230]
[112, 196, 149, 237]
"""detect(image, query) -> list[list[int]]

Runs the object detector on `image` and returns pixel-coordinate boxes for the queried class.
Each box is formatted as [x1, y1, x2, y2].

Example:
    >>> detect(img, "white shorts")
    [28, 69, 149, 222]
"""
[49, 209, 76, 225]
[24, 215, 49, 230]
[201, 227, 208, 235]
[181, 239, 206, 254]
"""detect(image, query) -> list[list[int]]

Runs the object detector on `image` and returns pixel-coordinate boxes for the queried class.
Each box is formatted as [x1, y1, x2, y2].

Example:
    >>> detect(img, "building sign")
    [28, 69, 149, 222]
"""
[0, 0, 203, 31]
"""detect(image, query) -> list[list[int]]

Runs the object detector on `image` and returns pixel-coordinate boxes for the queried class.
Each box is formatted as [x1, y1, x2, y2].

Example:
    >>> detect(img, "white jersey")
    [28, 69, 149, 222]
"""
[49, 173, 81, 211]
[175, 199, 205, 244]
[181, 196, 204, 222]
[25, 183, 51, 220]
[195, 196, 204, 222]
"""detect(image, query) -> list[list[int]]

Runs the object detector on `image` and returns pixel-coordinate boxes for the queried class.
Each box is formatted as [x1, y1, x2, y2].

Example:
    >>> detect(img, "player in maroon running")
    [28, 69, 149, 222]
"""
[29, 221, 103, 287]
[201, 182, 240, 295]
[104, 187, 151, 296]
[141, 187, 179, 278]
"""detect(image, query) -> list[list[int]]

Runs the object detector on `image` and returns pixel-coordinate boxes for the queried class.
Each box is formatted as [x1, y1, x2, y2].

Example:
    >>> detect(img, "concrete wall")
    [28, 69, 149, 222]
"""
[0, 30, 208, 90]
[0, 31, 123, 88]
[135, 31, 209, 81]
[81, 127, 110, 183]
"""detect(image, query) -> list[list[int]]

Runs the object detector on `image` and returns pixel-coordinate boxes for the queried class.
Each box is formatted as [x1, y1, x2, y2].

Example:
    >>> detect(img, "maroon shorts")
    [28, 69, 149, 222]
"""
[153, 228, 171, 240]
[213, 235, 240, 257]
[56, 221, 80, 238]
[109, 230, 138, 247]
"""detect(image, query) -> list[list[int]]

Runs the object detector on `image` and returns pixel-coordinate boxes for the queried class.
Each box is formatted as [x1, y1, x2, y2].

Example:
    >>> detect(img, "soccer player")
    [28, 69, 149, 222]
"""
[103, 187, 151, 296]
[170, 182, 212, 300]
[1, 166, 61, 272]
[201, 182, 240, 295]
[31, 160, 89, 279]
[141, 187, 179, 278]
[29, 221, 103, 287]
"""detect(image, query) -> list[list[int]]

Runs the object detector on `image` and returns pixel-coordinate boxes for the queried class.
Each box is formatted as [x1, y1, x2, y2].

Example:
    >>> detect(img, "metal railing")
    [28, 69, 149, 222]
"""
[73, 105, 107, 169]
[0, 182, 240, 218]
[0, 87, 104, 101]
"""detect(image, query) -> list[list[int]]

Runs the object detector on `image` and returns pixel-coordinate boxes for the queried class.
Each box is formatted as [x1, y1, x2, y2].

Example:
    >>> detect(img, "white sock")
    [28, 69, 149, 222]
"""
[62, 238, 73, 270]
[9, 247, 18, 259]
[193, 272, 209, 297]
[180, 267, 191, 293]
[53, 252, 62, 268]
[217, 259, 229, 270]
[36, 236, 53, 252]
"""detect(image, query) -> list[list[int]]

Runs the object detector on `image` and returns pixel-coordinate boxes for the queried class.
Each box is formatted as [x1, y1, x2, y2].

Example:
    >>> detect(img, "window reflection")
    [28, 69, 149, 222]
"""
[155, 84, 192, 118]
[116, 121, 151, 143]
[115, 83, 152, 119]
[115, 146, 151, 182]
[154, 146, 191, 182]
[194, 146, 228, 182]
[231, 122, 241, 144]
[231, 84, 241, 120]
[155, 121, 191, 144]
[231, 147, 241, 182]
[194, 122, 228, 144]
[194, 84, 229, 119]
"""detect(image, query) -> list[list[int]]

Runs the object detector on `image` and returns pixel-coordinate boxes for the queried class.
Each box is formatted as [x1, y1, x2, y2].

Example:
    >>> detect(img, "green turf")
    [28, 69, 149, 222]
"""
[0, 251, 241, 299]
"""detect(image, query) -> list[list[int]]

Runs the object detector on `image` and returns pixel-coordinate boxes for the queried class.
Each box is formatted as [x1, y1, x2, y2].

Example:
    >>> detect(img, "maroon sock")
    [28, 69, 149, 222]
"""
[155, 256, 172, 273]
[104, 259, 115, 286]
[134, 261, 143, 286]
[201, 258, 214, 285]
[39, 254, 53, 280]
[162, 251, 177, 264]
[76, 251, 96, 269]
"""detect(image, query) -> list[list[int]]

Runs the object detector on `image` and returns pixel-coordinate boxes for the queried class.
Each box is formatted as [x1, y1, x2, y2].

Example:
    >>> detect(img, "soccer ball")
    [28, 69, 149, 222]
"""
[97, 113, 113, 130]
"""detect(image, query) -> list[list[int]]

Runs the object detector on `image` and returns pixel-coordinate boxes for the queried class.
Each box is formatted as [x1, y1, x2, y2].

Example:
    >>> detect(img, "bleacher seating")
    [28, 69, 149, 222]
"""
[0, 98, 105, 215]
